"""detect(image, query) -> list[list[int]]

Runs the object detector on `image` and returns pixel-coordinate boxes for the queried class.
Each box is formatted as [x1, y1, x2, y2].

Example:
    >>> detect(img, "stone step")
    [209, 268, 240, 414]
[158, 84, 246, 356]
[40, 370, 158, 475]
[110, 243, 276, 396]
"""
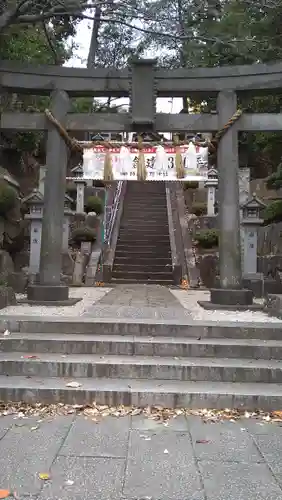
[116, 237, 171, 244]
[1, 376, 282, 410]
[111, 271, 174, 280]
[1, 319, 280, 338]
[123, 206, 167, 212]
[115, 245, 171, 253]
[119, 225, 169, 230]
[3, 333, 282, 359]
[2, 353, 282, 382]
[113, 264, 173, 272]
[115, 251, 172, 259]
[117, 238, 170, 244]
[111, 278, 175, 285]
[114, 257, 171, 264]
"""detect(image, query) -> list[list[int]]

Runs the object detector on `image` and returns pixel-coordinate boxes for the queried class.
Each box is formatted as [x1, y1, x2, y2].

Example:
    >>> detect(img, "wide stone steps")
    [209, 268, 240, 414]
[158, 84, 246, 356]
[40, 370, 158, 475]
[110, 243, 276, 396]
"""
[2, 333, 282, 359]
[1, 352, 282, 383]
[113, 264, 172, 272]
[114, 257, 171, 264]
[111, 278, 175, 285]
[1, 376, 282, 410]
[111, 271, 174, 281]
[1, 320, 282, 408]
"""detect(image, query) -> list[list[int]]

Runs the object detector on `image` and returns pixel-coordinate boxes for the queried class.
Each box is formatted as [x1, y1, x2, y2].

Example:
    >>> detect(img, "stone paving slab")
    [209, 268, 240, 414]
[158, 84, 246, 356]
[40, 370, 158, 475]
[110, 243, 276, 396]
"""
[1, 414, 282, 499]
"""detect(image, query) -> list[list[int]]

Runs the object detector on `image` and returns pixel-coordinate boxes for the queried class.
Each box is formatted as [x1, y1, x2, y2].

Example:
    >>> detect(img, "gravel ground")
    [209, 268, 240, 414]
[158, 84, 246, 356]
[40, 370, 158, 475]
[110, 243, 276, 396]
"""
[0, 288, 112, 316]
[170, 289, 282, 323]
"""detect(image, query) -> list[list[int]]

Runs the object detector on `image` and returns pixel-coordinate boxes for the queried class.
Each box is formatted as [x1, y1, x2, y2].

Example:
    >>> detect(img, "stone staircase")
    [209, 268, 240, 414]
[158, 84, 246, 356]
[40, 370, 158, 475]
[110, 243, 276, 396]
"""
[111, 181, 174, 284]
[1, 318, 282, 410]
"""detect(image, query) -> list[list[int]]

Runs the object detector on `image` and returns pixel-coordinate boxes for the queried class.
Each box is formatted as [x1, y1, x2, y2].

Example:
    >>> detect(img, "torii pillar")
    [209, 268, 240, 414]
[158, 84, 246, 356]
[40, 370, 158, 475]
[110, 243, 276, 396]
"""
[199, 91, 254, 308]
[27, 89, 72, 303]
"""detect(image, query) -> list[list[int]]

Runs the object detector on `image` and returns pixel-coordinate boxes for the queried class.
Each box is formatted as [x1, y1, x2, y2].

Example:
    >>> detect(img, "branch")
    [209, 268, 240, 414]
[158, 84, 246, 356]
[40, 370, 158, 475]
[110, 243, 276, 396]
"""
[42, 22, 60, 64]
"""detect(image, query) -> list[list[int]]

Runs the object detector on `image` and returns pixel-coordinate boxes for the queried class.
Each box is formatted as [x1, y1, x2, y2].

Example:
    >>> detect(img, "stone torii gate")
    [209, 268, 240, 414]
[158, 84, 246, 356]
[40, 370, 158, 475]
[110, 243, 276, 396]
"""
[1, 58, 282, 306]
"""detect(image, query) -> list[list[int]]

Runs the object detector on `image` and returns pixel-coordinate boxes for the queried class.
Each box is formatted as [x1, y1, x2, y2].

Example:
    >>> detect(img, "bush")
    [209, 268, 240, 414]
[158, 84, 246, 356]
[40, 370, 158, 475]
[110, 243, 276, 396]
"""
[183, 181, 199, 190]
[191, 202, 207, 216]
[263, 200, 282, 224]
[0, 182, 17, 216]
[85, 195, 104, 215]
[194, 229, 219, 249]
[72, 227, 96, 243]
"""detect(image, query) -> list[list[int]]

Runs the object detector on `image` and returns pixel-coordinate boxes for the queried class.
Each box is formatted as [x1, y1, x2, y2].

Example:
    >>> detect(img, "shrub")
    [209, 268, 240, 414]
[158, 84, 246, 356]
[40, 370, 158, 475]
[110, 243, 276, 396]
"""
[0, 182, 17, 216]
[183, 181, 199, 190]
[194, 229, 219, 249]
[263, 200, 282, 224]
[85, 195, 104, 215]
[191, 202, 207, 216]
[72, 227, 96, 243]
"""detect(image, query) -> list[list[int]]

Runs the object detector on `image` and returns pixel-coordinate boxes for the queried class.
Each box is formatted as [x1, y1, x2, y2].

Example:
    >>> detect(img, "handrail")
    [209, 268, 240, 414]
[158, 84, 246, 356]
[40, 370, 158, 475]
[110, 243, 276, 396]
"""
[104, 181, 124, 245]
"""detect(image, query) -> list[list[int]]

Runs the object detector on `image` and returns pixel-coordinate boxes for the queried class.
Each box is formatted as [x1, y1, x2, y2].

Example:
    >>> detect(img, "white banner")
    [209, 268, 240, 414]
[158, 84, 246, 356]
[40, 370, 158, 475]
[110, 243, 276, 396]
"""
[82, 143, 209, 181]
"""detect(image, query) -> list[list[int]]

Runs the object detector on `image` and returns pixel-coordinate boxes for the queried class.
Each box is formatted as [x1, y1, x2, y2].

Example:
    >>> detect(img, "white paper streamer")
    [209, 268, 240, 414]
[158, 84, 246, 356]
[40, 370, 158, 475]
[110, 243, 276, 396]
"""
[82, 149, 94, 178]
[119, 146, 132, 175]
[184, 142, 198, 171]
[155, 145, 168, 174]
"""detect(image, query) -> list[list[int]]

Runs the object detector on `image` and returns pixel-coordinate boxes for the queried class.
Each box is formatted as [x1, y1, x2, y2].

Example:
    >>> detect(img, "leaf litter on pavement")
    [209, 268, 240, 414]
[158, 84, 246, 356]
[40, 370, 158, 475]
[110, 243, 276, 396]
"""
[0, 401, 281, 425]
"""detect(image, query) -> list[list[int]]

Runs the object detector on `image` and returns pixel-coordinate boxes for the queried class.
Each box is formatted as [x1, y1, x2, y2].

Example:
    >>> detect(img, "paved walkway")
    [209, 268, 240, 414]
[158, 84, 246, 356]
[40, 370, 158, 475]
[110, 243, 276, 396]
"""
[84, 284, 191, 320]
[0, 413, 282, 499]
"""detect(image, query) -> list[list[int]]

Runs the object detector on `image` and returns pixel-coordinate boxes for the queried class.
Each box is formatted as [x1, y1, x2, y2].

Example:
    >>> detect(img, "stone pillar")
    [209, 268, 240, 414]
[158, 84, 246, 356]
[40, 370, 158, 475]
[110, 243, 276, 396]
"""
[74, 179, 87, 213]
[209, 91, 253, 306]
[62, 214, 71, 253]
[204, 169, 218, 216]
[38, 166, 46, 196]
[207, 186, 215, 215]
[28, 217, 43, 274]
[27, 89, 70, 302]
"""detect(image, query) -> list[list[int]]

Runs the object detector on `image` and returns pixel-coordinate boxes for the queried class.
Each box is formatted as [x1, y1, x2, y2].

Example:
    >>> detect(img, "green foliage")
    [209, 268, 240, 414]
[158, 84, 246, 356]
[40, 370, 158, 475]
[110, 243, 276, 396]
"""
[263, 200, 282, 225]
[85, 196, 104, 215]
[266, 163, 282, 191]
[191, 202, 207, 216]
[0, 182, 17, 216]
[72, 227, 96, 243]
[194, 229, 219, 249]
[0, 21, 75, 154]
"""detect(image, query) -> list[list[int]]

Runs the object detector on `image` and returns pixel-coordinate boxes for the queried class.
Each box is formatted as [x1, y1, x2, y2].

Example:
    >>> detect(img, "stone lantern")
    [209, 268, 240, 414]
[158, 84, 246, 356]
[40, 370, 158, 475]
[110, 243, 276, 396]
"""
[204, 167, 218, 216]
[23, 189, 44, 275]
[24, 190, 74, 274]
[67, 164, 88, 213]
[241, 193, 266, 296]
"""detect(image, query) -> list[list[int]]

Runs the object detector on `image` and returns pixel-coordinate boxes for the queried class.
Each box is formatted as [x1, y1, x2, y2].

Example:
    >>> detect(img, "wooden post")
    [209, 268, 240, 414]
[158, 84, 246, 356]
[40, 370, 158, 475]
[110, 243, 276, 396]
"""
[209, 91, 253, 306]
[27, 89, 70, 302]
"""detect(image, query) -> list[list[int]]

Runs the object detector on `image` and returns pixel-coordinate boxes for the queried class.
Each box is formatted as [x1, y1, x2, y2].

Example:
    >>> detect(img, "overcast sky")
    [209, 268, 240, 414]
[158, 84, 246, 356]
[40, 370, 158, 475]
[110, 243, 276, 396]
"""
[66, 19, 183, 114]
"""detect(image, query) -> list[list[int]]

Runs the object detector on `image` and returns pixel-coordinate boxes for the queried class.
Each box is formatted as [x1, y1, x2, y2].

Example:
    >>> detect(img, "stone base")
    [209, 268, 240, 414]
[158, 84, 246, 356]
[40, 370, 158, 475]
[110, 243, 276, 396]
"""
[27, 284, 69, 303]
[18, 297, 81, 307]
[243, 273, 264, 298]
[198, 300, 263, 311]
[198, 287, 259, 311]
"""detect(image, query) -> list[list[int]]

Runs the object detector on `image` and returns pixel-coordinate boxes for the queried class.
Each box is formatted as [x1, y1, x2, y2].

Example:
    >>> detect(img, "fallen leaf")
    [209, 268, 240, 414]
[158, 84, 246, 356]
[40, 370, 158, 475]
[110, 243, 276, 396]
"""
[65, 480, 74, 486]
[144, 437, 151, 441]
[39, 473, 50, 481]
[164, 449, 169, 454]
[131, 408, 142, 416]
[196, 439, 211, 444]
[30, 426, 39, 431]
[24, 355, 38, 359]
[0, 490, 10, 499]
[272, 411, 282, 418]
[66, 382, 82, 388]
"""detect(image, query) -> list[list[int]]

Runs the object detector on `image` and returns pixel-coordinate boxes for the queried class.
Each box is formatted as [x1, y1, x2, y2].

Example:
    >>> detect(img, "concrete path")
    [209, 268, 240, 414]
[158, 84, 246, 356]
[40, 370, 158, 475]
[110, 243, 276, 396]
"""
[84, 284, 191, 320]
[0, 413, 282, 499]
